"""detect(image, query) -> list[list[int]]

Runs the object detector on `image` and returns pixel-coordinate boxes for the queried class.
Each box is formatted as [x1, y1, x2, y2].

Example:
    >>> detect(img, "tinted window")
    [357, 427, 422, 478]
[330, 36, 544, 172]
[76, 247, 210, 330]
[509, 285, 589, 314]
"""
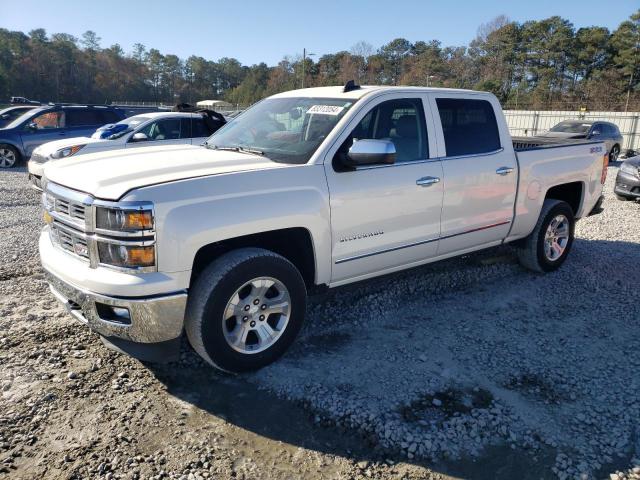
[138, 118, 182, 140]
[65, 109, 104, 126]
[192, 118, 213, 137]
[350, 98, 428, 162]
[101, 110, 122, 124]
[180, 118, 192, 138]
[436, 98, 501, 156]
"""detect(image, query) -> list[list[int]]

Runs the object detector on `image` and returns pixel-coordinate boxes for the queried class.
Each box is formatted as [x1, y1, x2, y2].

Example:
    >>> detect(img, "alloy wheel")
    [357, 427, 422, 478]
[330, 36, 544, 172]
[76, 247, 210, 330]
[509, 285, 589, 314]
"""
[222, 276, 291, 354]
[0, 148, 16, 168]
[543, 214, 570, 261]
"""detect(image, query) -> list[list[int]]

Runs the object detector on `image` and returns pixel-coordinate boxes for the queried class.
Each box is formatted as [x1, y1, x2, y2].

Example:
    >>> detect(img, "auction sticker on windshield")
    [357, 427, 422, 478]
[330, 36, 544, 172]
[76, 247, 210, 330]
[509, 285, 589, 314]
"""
[307, 105, 345, 115]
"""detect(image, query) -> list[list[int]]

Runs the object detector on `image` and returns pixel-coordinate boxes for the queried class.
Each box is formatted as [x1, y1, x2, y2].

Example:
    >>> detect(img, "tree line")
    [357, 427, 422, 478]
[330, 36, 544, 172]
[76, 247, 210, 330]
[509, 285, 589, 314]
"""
[0, 10, 638, 111]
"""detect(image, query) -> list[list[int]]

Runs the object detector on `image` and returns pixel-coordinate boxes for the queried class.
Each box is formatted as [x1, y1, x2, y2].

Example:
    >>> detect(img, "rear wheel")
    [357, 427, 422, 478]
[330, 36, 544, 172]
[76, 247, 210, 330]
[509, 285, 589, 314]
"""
[0, 145, 20, 169]
[615, 193, 632, 201]
[185, 248, 307, 373]
[516, 199, 575, 273]
[609, 144, 620, 163]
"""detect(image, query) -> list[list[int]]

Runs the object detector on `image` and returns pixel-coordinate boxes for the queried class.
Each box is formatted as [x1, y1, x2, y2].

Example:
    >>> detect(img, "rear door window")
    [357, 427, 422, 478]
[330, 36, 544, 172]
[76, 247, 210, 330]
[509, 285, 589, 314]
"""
[436, 98, 501, 157]
[100, 110, 122, 124]
[65, 109, 104, 126]
[192, 118, 213, 137]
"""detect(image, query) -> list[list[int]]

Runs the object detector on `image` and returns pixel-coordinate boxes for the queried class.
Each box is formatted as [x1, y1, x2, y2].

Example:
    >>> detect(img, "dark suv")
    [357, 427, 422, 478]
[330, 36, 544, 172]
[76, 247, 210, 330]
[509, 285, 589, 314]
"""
[0, 105, 125, 168]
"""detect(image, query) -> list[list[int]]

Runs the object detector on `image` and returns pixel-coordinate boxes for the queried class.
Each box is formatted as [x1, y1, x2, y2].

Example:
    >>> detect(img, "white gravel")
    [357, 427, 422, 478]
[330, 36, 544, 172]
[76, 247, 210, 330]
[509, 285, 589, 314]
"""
[1, 164, 639, 479]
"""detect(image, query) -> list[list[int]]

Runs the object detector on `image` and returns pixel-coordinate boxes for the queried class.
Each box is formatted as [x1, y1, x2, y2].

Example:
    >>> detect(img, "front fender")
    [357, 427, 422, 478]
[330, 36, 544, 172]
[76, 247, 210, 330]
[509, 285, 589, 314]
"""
[126, 165, 332, 286]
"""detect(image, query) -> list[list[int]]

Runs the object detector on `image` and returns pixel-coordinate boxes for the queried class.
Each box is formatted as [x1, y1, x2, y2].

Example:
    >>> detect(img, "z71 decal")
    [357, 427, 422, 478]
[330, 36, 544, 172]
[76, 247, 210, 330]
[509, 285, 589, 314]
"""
[590, 146, 603, 154]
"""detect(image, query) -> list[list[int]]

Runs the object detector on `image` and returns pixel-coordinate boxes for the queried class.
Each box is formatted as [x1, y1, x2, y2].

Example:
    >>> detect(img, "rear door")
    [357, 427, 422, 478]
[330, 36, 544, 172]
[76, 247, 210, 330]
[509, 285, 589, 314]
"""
[428, 94, 517, 256]
[64, 108, 110, 137]
[324, 93, 443, 284]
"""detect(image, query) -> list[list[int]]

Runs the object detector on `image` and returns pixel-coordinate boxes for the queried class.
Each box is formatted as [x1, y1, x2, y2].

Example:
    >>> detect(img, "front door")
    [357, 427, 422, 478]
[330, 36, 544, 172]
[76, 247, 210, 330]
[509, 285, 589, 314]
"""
[429, 95, 517, 255]
[20, 110, 66, 157]
[324, 95, 444, 284]
[126, 118, 191, 149]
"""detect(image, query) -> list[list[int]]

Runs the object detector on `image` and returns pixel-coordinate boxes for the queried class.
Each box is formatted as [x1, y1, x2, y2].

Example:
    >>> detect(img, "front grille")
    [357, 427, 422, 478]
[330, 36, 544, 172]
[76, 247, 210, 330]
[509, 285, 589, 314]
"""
[50, 222, 89, 259]
[44, 182, 156, 272]
[50, 195, 87, 223]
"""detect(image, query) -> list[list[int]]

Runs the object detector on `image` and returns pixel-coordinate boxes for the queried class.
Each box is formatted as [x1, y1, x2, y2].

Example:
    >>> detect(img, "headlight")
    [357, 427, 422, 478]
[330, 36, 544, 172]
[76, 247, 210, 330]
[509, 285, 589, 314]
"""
[620, 162, 639, 177]
[94, 204, 155, 270]
[95, 206, 154, 232]
[98, 243, 155, 269]
[51, 144, 85, 159]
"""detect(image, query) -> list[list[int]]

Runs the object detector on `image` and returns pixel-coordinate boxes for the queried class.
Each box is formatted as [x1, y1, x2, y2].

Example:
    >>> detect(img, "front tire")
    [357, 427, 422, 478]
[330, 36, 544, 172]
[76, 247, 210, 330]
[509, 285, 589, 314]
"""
[185, 248, 307, 373]
[615, 193, 632, 201]
[516, 199, 575, 273]
[0, 145, 20, 169]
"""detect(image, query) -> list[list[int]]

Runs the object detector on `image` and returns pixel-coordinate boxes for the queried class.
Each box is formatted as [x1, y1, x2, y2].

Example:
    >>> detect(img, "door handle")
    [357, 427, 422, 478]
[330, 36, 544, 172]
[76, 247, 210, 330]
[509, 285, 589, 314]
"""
[496, 167, 514, 176]
[416, 176, 440, 187]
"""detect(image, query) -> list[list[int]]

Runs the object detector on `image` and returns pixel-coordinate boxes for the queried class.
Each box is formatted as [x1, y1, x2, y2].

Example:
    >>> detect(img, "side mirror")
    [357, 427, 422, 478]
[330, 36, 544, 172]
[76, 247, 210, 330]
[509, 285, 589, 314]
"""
[344, 139, 396, 167]
[590, 130, 601, 137]
[130, 132, 149, 142]
[27, 122, 38, 131]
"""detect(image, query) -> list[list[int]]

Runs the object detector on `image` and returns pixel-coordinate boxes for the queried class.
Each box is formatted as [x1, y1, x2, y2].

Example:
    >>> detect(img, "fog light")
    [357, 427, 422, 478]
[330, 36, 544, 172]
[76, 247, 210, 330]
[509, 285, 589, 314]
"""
[95, 303, 131, 325]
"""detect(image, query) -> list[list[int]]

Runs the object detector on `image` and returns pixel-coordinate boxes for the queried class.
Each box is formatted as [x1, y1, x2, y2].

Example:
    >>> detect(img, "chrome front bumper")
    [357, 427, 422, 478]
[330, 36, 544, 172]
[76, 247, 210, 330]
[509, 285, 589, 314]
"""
[29, 173, 43, 192]
[45, 269, 187, 344]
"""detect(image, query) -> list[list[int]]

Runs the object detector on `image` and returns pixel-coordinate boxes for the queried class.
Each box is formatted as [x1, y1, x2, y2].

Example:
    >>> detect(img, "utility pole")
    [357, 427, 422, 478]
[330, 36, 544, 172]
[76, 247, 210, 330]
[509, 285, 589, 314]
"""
[302, 48, 315, 89]
[625, 71, 634, 113]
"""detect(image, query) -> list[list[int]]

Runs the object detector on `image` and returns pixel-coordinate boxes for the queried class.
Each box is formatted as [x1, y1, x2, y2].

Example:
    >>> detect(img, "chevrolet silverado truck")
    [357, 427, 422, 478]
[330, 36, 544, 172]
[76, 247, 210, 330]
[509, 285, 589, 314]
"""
[39, 84, 608, 373]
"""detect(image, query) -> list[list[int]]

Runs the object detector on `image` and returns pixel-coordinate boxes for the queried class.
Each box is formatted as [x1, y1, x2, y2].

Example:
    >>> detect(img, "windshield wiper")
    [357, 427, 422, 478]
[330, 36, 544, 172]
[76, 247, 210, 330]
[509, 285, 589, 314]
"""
[207, 144, 264, 157]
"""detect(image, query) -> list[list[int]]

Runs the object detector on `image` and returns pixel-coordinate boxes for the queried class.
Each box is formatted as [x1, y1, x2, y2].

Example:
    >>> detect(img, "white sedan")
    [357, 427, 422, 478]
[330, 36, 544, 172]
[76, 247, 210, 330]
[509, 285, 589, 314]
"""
[28, 111, 226, 190]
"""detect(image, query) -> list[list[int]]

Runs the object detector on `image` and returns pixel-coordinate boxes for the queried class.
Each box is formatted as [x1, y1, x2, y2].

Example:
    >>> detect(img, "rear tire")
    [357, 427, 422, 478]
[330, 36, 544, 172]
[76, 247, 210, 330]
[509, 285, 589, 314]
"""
[185, 248, 307, 373]
[609, 144, 620, 163]
[0, 144, 20, 169]
[516, 199, 575, 273]
[615, 193, 632, 201]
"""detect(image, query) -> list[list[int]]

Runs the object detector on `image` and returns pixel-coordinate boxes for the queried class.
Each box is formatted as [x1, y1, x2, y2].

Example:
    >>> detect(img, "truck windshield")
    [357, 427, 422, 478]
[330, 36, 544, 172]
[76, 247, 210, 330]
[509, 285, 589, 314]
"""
[205, 97, 355, 164]
[550, 121, 591, 134]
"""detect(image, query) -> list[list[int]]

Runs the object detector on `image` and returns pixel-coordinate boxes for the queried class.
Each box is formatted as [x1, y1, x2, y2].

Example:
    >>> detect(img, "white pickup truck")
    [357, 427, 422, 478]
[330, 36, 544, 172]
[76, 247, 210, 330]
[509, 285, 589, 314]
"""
[39, 84, 608, 372]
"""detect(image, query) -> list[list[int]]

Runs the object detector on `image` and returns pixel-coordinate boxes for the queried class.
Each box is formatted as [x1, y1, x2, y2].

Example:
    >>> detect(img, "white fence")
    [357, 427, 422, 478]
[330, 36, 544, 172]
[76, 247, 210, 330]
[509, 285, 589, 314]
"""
[504, 110, 640, 151]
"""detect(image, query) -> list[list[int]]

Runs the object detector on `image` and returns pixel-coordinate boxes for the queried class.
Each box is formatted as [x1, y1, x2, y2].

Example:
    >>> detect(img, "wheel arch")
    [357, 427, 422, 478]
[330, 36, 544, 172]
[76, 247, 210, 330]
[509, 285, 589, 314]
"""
[190, 227, 320, 290]
[543, 181, 584, 217]
[0, 141, 24, 158]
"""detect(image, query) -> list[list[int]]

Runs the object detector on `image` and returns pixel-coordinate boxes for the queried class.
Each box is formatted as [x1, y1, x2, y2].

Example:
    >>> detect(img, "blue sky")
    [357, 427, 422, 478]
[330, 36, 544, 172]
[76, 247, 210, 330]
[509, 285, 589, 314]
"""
[1, 0, 638, 65]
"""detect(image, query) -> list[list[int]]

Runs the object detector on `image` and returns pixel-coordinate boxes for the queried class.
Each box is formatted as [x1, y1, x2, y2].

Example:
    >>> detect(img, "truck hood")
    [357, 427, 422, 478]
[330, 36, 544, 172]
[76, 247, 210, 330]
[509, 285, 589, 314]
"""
[43, 144, 290, 200]
[35, 136, 107, 156]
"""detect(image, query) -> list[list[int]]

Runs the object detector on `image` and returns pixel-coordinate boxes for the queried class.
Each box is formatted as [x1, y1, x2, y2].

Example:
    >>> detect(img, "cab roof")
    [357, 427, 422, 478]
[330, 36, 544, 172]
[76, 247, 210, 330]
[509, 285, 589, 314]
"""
[271, 85, 480, 100]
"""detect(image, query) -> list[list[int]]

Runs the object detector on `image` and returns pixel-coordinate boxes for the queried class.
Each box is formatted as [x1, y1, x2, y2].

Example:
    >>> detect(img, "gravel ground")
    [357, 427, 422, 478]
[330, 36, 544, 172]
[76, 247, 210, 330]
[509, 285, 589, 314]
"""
[1, 164, 639, 480]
